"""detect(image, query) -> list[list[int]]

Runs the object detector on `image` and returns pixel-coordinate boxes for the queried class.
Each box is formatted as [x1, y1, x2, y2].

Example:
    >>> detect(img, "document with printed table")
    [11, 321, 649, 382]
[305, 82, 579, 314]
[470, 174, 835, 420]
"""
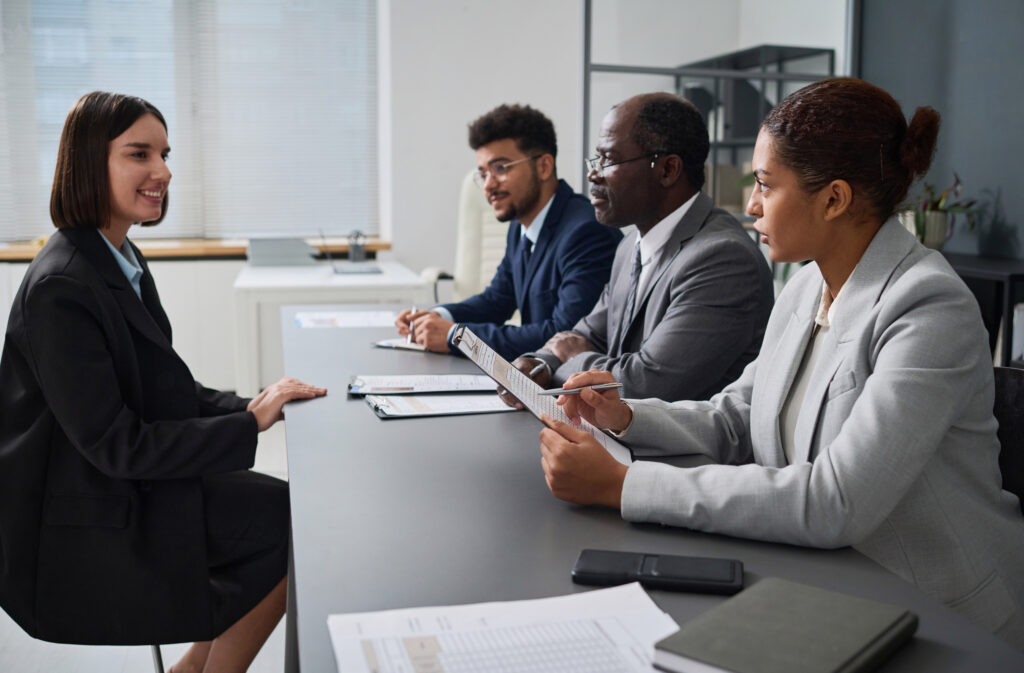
[348, 374, 496, 395]
[327, 582, 679, 673]
[364, 392, 517, 419]
[653, 577, 918, 673]
[452, 325, 633, 464]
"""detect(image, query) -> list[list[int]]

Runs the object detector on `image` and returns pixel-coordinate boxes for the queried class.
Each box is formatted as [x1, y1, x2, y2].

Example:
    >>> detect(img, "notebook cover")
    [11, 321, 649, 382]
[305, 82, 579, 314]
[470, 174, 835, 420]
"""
[653, 577, 917, 673]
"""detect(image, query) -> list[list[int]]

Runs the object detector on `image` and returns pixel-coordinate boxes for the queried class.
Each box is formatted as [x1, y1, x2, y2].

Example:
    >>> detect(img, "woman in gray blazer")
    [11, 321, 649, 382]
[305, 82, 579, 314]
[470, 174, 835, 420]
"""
[538, 78, 1024, 649]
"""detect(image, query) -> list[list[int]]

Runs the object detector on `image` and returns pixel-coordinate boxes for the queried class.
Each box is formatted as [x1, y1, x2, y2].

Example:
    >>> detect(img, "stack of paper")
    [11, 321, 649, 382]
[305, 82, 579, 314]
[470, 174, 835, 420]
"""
[327, 583, 679, 673]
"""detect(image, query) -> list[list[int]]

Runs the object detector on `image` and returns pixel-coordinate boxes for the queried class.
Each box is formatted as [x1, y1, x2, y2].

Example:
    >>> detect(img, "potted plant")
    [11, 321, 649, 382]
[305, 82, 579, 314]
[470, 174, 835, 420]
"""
[900, 173, 976, 250]
[974, 188, 1019, 258]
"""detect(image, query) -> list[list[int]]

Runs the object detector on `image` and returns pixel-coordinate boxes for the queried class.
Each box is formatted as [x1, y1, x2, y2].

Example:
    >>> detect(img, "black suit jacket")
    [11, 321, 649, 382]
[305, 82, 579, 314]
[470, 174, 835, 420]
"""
[0, 228, 258, 645]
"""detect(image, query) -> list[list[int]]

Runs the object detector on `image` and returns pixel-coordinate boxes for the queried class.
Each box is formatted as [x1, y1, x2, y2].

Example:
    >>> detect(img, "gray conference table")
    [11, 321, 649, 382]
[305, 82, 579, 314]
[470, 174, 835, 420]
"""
[279, 304, 1024, 672]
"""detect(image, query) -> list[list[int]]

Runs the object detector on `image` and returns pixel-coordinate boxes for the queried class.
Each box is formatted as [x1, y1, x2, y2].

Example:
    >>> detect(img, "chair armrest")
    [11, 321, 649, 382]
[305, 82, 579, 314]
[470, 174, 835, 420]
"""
[420, 266, 454, 283]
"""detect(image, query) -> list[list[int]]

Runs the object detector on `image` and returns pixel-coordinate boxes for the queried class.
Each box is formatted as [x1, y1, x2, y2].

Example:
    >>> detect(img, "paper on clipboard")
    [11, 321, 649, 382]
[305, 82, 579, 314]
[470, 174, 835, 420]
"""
[365, 392, 518, 419]
[348, 374, 496, 395]
[452, 326, 632, 464]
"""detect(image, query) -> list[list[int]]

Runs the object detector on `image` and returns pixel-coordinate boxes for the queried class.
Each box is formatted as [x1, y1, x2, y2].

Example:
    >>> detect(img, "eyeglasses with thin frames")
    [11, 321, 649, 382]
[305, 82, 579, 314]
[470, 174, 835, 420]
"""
[586, 153, 661, 176]
[473, 155, 542, 188]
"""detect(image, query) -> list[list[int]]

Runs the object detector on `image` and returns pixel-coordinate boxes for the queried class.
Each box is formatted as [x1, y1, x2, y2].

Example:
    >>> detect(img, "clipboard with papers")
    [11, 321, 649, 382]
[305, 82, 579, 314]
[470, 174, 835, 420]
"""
[348, 374, 496, 395]
[365, 392, 518, 419]
[451, 325, 633, 465]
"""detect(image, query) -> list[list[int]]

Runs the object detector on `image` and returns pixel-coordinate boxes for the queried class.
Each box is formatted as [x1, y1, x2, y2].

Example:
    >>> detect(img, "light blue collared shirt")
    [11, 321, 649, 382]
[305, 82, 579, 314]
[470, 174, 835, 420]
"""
[98, 230, 144, 300]
[518, 192, 554, 255]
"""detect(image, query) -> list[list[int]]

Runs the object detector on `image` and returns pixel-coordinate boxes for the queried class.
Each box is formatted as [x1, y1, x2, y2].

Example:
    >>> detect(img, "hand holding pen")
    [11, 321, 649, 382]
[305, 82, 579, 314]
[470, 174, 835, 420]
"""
[395, 306, 423, 339]
[406, 305, 416, 345]
[556, 369, 632, 432]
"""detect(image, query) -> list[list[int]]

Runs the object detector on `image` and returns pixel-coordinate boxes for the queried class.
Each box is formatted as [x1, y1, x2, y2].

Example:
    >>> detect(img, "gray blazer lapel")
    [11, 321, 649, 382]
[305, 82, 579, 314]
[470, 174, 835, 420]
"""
[791, 331, 843, 464]
[753, 309, 815, 466]
[606, 237, 637, 356]
[620, 193, 713, 344]
[789, 218, 919, 464]
[830, 218, 919, 344]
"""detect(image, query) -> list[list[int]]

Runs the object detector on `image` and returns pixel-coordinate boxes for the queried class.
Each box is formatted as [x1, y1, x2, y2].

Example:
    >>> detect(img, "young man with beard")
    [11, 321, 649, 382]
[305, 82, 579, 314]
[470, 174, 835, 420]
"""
[395, 104, 621, 360]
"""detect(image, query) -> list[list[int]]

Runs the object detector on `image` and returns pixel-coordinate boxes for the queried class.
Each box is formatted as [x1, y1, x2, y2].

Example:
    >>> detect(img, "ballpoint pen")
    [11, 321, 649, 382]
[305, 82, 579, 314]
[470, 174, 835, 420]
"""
[537, 382, 623, 396]
[528, 362, 547, 378]
[406, 305, 416, 344]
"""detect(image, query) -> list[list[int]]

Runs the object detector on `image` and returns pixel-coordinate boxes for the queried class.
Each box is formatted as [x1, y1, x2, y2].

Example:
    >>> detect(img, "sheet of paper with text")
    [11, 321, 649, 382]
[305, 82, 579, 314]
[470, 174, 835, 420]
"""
[453, 326, 632, 465]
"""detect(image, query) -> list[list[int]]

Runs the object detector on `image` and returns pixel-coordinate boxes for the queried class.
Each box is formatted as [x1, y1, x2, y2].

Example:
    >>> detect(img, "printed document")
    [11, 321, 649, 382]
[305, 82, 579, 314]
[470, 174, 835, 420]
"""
[452, 326, 632, 464]
[365, 392, 517, 419]
[348, 374, 496, 395]
[327, 583, 678, 673]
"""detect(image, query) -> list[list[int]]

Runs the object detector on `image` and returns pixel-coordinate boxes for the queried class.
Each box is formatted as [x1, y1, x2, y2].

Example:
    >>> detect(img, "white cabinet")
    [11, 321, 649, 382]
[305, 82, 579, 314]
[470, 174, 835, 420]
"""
[232, 261, 430, 396]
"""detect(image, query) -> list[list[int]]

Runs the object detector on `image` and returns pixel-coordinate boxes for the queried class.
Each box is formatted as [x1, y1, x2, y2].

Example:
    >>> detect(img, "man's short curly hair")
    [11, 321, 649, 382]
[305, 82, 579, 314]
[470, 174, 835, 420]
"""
[468, 104, 557, 159]
[630, 94, 709, 190]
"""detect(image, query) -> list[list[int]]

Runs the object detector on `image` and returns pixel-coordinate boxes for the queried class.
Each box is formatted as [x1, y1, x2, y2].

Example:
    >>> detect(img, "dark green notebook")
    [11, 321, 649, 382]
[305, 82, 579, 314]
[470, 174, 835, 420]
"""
[654, 577, 918, 673]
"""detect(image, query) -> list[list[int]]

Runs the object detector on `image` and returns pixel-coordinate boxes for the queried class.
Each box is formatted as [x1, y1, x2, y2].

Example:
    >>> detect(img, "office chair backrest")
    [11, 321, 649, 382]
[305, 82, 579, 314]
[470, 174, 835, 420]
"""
[453, 170, 507, 301]
[993, 366, 1024, 514]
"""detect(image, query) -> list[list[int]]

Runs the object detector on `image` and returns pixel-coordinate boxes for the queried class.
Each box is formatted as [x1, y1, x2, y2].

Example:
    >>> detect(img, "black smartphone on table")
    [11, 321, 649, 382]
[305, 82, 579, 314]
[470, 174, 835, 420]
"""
[571, 548, 744, 595]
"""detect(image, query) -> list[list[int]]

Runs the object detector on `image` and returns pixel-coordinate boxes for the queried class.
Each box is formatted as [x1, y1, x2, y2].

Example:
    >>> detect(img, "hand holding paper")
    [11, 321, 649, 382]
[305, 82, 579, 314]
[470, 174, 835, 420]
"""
[540, 414, 629, 507]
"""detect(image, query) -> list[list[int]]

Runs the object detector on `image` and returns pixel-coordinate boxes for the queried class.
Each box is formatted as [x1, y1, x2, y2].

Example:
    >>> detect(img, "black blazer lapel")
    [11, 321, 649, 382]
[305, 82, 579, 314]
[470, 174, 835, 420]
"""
[62, 229, 176, 355]
[129, 239, 173, 341]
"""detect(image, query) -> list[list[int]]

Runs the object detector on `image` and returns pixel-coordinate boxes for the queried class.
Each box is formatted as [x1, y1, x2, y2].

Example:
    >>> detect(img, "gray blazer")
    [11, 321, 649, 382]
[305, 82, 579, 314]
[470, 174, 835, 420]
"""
[532, 192, 773, 401]
[617, 219, 1024, 646]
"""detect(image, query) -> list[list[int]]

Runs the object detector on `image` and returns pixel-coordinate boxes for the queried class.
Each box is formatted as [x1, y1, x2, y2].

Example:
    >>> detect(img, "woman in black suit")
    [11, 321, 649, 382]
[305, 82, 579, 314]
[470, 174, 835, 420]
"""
[0, 91, 326, 672]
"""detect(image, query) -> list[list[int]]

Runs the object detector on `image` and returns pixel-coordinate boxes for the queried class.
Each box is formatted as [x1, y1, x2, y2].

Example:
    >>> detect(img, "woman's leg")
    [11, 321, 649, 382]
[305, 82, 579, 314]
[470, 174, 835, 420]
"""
[201, 576, 287, 673]
[168, 641, 212, 673]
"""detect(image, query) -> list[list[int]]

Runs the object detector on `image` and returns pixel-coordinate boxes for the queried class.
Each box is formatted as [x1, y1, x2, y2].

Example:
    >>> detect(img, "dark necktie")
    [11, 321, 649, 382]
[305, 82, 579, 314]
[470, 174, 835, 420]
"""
[521, 236, 532, 265]
[623, 242, 642, 324]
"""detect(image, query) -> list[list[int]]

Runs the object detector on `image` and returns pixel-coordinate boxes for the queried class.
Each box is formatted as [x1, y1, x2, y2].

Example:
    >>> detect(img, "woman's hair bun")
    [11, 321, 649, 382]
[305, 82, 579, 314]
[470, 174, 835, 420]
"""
[900, 106, 940, 178]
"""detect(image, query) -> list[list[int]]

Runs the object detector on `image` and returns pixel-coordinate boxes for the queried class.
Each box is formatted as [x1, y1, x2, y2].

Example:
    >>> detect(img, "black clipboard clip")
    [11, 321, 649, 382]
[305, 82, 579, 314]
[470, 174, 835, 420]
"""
[450, 324, 480, 359]
[451, 324, 467, 346]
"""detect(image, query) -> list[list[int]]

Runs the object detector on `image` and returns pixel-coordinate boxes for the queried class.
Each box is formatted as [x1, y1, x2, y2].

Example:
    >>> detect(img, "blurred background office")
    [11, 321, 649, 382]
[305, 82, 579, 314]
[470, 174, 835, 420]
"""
[1, 0, 1021, 670]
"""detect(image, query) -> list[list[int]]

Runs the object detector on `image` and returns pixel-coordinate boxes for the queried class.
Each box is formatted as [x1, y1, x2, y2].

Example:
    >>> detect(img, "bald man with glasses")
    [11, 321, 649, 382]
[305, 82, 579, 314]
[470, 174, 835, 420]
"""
[395, 103, 621, 360]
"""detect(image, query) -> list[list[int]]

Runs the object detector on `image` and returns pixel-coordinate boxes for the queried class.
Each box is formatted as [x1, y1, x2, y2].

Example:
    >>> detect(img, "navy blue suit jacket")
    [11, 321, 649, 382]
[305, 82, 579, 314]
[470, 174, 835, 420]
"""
[441, 179, 620, 360]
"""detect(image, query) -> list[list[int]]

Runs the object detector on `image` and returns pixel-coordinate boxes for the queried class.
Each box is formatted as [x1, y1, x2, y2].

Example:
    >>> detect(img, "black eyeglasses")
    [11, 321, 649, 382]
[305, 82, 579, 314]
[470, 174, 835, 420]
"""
[586, 153, 661, 176]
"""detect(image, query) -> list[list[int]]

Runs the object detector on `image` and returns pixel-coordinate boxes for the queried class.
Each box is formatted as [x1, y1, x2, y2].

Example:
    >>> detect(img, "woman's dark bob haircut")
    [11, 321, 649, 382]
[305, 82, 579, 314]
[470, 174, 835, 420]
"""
[50, 91, 168, 229]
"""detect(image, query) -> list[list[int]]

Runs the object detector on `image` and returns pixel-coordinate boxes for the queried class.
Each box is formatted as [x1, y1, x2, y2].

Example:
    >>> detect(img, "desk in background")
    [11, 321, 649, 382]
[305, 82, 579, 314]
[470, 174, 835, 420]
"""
[279, 304, 1024, 673]
[233, 262, 430, 396]
[943, 252, 1024, 367]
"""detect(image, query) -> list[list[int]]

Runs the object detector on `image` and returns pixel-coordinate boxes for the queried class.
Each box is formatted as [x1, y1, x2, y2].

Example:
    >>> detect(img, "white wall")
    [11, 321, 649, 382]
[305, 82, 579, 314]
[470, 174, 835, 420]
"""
[385, 0, 848, 277]
[387, 0, 585, 277]
[737, 0, 849, 77]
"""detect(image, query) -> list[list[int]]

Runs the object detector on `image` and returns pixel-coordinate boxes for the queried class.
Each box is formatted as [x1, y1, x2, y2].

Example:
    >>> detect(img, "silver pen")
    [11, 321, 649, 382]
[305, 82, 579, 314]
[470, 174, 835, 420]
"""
[406, 305, 416, 344]
[537, 382, 623, 396]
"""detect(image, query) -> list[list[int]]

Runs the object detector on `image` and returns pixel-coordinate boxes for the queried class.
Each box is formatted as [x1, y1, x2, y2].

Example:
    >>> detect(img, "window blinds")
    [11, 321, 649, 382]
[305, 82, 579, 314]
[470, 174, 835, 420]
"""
[0, 0, 378, 241]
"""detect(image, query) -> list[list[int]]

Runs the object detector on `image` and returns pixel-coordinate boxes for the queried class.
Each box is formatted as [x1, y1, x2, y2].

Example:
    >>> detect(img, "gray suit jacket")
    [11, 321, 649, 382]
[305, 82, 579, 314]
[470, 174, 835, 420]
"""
[617, 219, 1024, 646]
[531, 192, 773, 401]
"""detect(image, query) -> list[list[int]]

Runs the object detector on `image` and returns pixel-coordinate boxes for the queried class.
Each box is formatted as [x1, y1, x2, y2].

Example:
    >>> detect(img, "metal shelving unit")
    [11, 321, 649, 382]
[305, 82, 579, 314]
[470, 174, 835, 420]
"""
[580, 0, 835, 211]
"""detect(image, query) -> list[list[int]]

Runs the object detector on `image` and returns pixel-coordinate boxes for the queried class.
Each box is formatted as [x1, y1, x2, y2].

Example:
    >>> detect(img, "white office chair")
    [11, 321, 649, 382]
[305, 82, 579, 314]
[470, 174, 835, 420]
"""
[421, 170, 508, 304]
